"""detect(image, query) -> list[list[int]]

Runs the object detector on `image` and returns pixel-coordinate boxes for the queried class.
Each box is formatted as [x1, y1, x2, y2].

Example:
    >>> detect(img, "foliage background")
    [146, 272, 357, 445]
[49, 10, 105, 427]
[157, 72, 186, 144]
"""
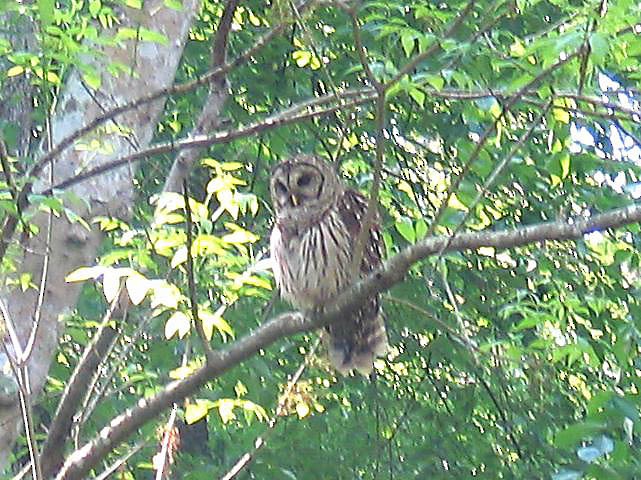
[2, 0, 641, 478]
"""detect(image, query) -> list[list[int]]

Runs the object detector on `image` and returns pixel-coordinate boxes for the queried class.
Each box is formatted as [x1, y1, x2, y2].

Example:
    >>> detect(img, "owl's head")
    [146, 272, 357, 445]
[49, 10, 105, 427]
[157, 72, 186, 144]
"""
[270, 154, 342, 220]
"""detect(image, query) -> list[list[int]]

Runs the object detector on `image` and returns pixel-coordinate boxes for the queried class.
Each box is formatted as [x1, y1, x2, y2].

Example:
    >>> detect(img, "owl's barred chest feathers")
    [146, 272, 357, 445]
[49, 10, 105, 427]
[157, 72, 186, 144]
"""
[270, 190, 362, 309]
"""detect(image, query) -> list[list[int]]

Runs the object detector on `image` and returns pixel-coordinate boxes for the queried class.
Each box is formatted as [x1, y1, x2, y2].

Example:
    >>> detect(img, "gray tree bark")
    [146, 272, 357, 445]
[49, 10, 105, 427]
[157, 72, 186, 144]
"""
[0, 0, 200, 470]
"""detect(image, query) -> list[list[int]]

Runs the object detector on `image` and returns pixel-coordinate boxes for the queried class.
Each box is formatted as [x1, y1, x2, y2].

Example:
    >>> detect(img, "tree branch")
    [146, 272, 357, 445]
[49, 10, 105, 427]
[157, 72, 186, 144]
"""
[0, 0, 317, 263]
[39, 89, 377, 197]
[40, 289, 125, 477]
[55, 201, 641, 479]
[162, 0, 239, 192]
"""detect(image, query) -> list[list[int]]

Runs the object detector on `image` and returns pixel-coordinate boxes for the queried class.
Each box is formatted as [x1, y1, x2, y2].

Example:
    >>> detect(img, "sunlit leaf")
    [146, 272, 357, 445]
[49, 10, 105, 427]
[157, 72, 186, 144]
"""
[165, 311, 190, 339]
[216, 398, 236, 424]
[185, 401, 210, 424]
[65, 266, 104, 283]
[125, 273, 150, 305]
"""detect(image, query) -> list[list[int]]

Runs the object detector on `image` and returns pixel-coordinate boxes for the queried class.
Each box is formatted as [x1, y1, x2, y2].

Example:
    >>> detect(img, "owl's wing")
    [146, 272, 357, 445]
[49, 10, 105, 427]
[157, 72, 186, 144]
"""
[337, 188, 384, 275]
[328, 188, 387, 375]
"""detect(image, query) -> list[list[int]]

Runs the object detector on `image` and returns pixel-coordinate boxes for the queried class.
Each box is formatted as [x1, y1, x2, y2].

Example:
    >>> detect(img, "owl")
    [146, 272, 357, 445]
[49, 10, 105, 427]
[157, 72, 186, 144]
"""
[269, 154, 388, 375]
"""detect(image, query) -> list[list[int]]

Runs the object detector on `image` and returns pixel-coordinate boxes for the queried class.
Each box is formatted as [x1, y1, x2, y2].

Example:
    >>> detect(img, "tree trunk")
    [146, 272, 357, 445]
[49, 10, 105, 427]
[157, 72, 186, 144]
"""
[0, 0, 200, 470]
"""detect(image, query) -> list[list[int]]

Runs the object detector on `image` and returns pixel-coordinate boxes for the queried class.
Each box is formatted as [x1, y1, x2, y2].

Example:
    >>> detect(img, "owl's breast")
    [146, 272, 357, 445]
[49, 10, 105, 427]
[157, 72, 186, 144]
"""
[270, 211, 352, 310]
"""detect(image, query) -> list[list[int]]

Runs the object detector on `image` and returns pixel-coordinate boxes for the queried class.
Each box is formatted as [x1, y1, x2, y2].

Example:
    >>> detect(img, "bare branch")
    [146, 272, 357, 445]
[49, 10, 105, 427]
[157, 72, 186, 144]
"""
[55, 201, 641, 480]
[40, 289, 125, 477]
[163, 0, 240, 192]
[40, 90, 377, 197]
[182, 180, 214, 359]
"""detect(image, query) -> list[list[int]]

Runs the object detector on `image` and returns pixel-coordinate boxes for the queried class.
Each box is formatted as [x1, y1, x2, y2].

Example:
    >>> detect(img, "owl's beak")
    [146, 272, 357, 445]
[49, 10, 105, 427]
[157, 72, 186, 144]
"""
[290, 194, 299, 206]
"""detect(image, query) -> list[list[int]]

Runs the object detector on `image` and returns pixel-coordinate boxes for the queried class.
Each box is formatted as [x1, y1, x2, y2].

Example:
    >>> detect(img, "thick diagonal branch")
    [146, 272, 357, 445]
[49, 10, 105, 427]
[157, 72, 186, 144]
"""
[55, 202, 641, 480]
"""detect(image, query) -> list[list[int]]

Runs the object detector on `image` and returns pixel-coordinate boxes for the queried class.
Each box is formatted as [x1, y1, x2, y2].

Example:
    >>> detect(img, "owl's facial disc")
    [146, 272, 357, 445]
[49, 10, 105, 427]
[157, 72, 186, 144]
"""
[271, 155, 343, 221]
[287, 164, 324, 207]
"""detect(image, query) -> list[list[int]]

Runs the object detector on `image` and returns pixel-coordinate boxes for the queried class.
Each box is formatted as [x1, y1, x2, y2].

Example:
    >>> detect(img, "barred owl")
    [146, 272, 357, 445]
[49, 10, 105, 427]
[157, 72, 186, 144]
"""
[269, 154, 388, 375]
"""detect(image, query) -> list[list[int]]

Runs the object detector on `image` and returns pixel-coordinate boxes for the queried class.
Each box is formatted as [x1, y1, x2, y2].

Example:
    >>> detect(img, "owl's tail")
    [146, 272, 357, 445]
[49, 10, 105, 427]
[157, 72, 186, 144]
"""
[325, 314, 388, 376]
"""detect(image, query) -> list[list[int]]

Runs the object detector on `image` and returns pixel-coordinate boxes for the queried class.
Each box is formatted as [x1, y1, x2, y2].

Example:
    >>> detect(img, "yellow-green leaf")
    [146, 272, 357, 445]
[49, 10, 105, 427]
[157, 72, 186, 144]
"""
[19, 273, 32, 292]
[241, 400, 268, 422]
[296, 402, 310, 419]
[150, 281, 182, 309]
[293, 50, 311, 67]
[153, 192, 184, 213]
[102, 269, 122, 302]
[165, 311, 190, 339]
[201, 305, 234, 341]
[510, 39, 525, 57]
[222, 229, 258, 244]
[125, 273, 150, 305]
[235, 381, 248, 397]
[185, 401, 210, 424]
[553, 108, 570, 124]
[216, 398, 236, 424]
[7, 65, 24, 77]
[65, 266, 104, 282]
[192, 234, 228, 257]
[221, 162, 244, 171]
[170, 245, 188, 268]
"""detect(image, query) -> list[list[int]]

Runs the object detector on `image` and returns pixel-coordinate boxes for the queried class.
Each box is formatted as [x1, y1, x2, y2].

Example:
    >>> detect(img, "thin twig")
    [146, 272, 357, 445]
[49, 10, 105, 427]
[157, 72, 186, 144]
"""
[94, 440, 148, 480]
[426, 48, 585, 237]
[387, 0, 477, 88]
[220, 339, 320, 480]
[346, 7, 385, 277]
[436, 100, 554, 258]
[182, 179, 214, 359]
[163, 0, 240, 192]
[383, 295, 477, 351]
[40, 286, 125, 477]
[440, 261, 524, 459]
[154, 405, 178, 480]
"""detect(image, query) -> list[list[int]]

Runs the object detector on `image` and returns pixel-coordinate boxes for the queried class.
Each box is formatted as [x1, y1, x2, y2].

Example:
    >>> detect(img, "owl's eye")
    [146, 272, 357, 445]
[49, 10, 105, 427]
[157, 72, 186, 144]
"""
[297, 174, 312, 187]
[275, 181, 287, 195]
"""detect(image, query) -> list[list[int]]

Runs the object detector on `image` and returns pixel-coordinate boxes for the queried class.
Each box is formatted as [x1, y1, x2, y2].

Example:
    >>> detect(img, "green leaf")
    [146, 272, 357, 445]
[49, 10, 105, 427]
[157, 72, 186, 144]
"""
[589, 33, 609, 64]
[409, 87, 425, 107]
[88, 0, 101, 16]
[401, 32, 415, 57]
[560, 153, 571, 179]
[81, 68, 101, 90]
[164, 0, 183, 10]
[138, 28, 168, 45]
[555, 421, 605, 449]
[37, 0, 54, 26]
[395, 217, 415, 243]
